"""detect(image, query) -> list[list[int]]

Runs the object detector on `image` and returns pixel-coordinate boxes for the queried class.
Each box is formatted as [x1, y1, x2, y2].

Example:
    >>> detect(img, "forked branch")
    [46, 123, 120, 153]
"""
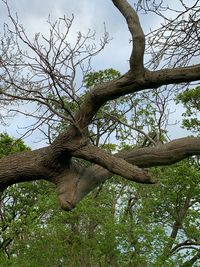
[73, 144, 154, 184]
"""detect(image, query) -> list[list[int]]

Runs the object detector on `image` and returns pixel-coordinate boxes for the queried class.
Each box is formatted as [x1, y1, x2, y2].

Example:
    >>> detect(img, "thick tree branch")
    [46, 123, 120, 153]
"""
[73, 64, 200, 132]
[1, 137, 200, 210]
[117, 137, 200, 167]
[146, 64, 200, 88]
[112, 0, 145, 73]
[0, 0, 200, 213]
[56, 137, 200, 210]
[55, 137, 200, 210]
[87, 137, 200, 188]
[0, 149, 50, 189]
[73, 144, 154, 184]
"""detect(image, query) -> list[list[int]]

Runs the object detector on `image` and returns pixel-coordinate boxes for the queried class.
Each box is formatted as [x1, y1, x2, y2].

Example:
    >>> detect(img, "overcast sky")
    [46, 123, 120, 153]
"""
[0, 0, 190, 148]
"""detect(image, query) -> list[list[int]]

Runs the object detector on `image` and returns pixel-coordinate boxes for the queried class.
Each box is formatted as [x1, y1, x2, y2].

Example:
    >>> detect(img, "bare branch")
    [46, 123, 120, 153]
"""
[103, 111, 157, 146]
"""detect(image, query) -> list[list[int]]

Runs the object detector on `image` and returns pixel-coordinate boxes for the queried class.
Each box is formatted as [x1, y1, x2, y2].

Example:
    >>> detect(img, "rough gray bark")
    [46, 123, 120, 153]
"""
[0, 0, 200, 210]
[1, 137, 200, 210]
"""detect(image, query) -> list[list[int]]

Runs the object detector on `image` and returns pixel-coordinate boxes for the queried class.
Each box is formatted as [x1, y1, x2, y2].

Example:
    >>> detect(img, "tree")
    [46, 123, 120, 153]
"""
[177, 86, 200, 133]
[0, 133, 55, 262]
[0, 74, 199, 265]
[0, 0, 200, 215]
[1, 138, 199, 266]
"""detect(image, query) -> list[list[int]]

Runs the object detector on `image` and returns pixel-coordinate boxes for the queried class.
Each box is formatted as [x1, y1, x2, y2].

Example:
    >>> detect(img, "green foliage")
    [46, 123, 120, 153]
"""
[84, 69, 168, 146]
[1, 139, 199, 266]
[177, 86, 200, 133]
[0, 133, 30, 157]
[0, 133, 57, 264]
[84, 68, 121, 88]
[1, 71, 200, 266]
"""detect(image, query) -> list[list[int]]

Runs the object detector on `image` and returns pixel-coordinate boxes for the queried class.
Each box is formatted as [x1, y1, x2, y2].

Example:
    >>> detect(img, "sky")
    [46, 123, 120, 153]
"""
[0, 0, 191, 148]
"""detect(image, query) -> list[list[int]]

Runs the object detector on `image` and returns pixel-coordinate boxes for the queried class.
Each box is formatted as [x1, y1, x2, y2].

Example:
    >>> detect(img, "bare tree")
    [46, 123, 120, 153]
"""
[0, 0, 200, 211]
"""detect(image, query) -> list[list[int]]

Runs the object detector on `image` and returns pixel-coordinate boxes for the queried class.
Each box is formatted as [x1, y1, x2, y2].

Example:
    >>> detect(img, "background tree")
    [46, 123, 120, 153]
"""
[177, 86, 200, 134]
[1, 70, 199, 266]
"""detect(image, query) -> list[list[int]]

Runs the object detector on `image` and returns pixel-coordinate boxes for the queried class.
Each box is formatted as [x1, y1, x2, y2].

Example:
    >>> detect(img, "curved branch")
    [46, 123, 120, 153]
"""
[87, 137, 200, 183]
[112, 0, 145, 73]
[171, 240, 200, 255]
[118, 137, 200, 167]
[0, 137, 200, 210]
[58, 137, 200, 209]
[73, 144, 154, 184]
[73, 63, 200, 131]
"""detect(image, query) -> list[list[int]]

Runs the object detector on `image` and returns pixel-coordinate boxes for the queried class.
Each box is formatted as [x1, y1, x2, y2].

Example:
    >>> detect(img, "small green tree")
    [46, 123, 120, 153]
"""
[177, 86, 200, 133]
[0, 133, 56, 264]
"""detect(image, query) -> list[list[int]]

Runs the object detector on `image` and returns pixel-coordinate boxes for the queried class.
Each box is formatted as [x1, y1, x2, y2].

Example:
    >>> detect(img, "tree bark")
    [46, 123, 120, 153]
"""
[0, 137, 200, 210]
[0, 0, 200, 211]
